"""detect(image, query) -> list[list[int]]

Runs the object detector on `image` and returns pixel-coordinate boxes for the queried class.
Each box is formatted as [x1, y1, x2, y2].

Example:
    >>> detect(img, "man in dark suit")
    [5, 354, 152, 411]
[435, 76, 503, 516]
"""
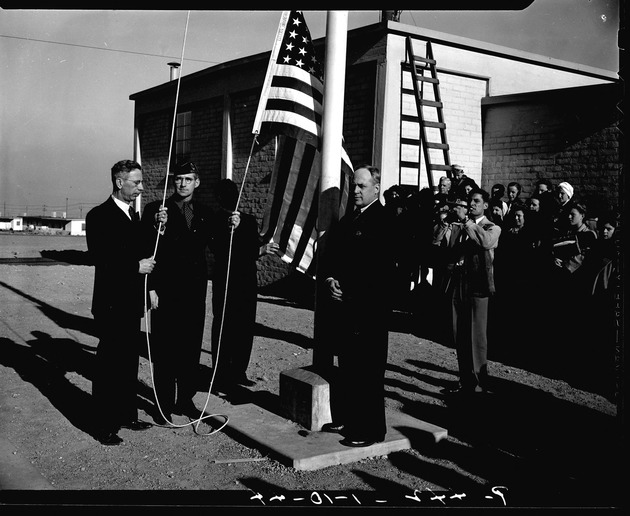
[319, 164, 394, 448]
[208, 179, 279, 393]
[433, 187, 501, 394]
[141, 162, 214, 422]
[86, 159, 167, 445]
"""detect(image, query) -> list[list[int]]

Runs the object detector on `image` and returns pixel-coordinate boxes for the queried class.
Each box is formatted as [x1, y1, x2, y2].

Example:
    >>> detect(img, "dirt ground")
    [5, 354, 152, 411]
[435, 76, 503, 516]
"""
[0, 233, 624, 509]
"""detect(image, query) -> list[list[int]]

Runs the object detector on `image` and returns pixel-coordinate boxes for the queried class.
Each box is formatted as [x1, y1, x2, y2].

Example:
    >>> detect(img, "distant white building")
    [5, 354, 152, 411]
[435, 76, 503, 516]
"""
[65, 219, 86, 236]
[0, 217, 23, 231]
[0, 216, 85, 235]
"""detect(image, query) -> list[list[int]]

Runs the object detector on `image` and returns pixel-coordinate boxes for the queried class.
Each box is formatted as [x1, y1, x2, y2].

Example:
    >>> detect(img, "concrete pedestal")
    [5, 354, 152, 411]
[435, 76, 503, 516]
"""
[279, 366, 332, 431]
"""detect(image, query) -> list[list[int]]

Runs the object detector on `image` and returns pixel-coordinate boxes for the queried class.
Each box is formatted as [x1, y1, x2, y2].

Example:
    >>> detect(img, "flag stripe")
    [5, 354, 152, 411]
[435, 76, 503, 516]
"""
[292, 188, 319, 269]
[261, 136, 295, 242]
[269, 73, 324, 105]
[278, 143, 318, 251]
[265, 98, 322, 128]
[260, 121, 319, 147]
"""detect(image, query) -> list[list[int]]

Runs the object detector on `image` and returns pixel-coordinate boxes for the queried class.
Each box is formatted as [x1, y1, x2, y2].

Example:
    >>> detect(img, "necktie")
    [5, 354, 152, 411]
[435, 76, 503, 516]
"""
[128, 206, 138, 222]
[457, 225, 468, 245]
[182, 202, 193, 229]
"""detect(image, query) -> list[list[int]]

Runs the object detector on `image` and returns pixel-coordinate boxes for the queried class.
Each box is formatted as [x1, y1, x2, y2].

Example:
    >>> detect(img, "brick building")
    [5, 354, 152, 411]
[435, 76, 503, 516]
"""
[130, 18, 620, 285]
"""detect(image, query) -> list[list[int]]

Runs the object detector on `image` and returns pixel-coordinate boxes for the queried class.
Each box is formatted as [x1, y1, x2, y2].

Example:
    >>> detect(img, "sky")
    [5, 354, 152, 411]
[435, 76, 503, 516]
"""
[0, 3, 620, 219]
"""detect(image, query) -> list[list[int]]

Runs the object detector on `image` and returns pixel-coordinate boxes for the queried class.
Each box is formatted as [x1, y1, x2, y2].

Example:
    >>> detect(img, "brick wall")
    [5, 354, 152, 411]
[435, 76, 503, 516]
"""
[138, 98, 223, 210]
[481, 83, 622, 215]
[439, 72, 487, 186]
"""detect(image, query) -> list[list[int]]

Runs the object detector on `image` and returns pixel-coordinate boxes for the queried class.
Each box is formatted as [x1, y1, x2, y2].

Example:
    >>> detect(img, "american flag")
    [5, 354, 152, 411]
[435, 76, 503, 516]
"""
[254, 10, 352, 276]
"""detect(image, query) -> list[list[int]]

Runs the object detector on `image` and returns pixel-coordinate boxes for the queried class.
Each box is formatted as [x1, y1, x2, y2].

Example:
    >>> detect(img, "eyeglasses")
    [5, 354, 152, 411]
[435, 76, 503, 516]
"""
[174, 176, 195, 185]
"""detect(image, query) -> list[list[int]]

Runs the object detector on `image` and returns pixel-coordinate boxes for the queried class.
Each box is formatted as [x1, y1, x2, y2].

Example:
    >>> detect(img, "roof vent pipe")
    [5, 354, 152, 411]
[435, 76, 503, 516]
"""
[381, 10, 402, 22]
[168, 62, 181, 81]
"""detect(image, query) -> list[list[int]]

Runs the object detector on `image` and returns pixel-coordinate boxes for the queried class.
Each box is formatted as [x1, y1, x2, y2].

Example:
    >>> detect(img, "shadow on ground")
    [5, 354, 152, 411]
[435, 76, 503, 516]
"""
[40, 249, 93, 265]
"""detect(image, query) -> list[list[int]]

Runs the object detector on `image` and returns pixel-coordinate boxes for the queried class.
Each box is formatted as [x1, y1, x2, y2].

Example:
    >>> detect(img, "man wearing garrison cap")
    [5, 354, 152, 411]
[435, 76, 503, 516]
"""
[141, 161, 216, 423]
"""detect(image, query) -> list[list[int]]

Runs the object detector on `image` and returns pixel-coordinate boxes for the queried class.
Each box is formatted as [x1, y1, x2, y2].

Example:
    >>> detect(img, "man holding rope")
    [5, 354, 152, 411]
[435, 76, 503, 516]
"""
[208, 179, 279, 394]
[86, 159, 167, 446]
[142, 162, 214, 423]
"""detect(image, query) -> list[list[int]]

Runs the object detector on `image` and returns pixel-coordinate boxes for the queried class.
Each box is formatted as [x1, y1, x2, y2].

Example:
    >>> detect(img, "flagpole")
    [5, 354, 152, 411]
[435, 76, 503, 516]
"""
[313, 10, 349, 369]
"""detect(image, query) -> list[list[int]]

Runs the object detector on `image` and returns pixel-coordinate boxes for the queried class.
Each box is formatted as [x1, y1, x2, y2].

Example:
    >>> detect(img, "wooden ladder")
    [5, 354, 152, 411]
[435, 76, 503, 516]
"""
[400, 37, 451, 191]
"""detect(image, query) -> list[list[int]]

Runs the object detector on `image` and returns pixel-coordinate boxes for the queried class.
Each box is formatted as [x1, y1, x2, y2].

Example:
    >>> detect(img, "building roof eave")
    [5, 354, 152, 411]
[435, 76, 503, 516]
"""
[385, 19, 619, 82]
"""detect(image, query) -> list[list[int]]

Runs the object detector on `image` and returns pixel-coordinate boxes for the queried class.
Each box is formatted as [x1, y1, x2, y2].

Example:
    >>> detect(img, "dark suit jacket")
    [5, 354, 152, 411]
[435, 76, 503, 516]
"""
[322, 200, 394, 333]
[86, 196, 147, 319]
[142, 196, 214, 308]
[208, 209, 261, 300]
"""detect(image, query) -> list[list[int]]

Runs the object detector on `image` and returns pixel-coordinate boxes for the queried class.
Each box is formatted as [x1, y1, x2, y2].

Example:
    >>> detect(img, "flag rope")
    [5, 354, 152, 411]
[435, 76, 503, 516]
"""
[141, 11, 229, 436]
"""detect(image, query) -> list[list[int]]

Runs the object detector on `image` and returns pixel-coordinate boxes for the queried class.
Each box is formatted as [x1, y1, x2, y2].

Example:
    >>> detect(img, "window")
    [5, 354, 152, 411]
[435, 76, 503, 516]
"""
[175, 111, 192, 163]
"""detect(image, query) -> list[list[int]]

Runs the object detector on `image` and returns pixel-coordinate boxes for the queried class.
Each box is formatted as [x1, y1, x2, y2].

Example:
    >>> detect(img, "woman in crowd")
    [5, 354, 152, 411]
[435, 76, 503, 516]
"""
[549, 202, 598, 382]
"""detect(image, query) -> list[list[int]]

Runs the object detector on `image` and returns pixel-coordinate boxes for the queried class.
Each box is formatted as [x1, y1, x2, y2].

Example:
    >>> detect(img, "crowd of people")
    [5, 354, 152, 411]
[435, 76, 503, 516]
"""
[85, 158, 619, 448]
[384, 165, 620, 400]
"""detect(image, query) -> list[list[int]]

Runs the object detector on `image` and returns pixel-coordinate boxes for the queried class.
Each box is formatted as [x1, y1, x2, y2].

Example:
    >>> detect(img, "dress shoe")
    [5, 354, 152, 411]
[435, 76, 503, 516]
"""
[97, 432, 123, 446]
[339, 438, 382, 448]
[236, 377, 256, 387]
[120, 420, 152, 431]
[474, 385, 493, 394]
[321, 422, 345, 434]
[441, 384, 473, 396]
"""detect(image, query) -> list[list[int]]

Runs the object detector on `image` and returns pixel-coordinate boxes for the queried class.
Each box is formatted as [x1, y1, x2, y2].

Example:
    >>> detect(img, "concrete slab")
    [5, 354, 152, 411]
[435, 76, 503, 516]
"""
[194, 392, 448, 471]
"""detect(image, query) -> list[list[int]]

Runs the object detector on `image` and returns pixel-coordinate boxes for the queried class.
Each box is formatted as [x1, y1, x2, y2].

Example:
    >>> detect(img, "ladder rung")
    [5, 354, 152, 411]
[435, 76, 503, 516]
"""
[401, 138, 449, 150]
[429, 164, 453, 171]
[426, 142, 449, 150]
[416, 76, 439, 84]
[419, 99, 443, 108]
[400, 137, 421, 146]
[423, 121, 446, 129]
[400, 160, 421, 169]
[400, 115, 446, 130]
[412, 56, 437, 65]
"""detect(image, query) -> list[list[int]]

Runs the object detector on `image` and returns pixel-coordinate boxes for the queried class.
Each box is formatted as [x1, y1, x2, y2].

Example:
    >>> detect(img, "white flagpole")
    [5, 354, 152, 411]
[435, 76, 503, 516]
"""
[313, 10, 348, 369]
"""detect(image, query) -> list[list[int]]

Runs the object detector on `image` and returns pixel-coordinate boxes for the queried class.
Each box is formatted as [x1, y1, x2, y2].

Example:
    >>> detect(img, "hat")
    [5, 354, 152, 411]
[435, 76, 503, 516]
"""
[173, 162, 199, 176]
[451, 164, 464, 172]
[558, 181, 574, 199]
